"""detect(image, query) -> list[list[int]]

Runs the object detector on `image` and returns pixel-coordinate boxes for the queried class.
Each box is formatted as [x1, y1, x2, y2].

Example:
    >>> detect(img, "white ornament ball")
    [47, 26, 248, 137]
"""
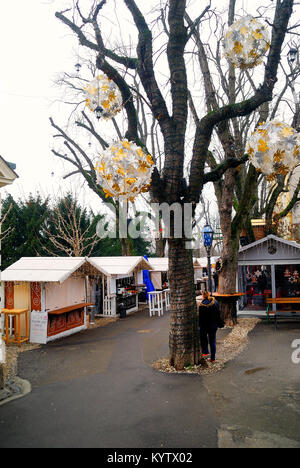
[224, 15, 270, 69]
[83, 73, 123, 120]
[95, 140, 154, 201]
[247, 120, 300, 181]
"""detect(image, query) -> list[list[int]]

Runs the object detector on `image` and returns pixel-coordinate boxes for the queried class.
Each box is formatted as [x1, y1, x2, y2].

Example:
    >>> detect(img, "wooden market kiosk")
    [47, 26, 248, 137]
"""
[237, 235, 300, 314]
[1, 256, 153, 343]
[148, 257, 205, 289]
[87, 256, 152, 317]
[1, 257, 93, 344]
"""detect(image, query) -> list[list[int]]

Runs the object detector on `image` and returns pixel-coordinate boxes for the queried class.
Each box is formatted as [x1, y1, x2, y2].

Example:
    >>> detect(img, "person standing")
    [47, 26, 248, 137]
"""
[198, 291, 224, 363]
[213, 270, 219, 292]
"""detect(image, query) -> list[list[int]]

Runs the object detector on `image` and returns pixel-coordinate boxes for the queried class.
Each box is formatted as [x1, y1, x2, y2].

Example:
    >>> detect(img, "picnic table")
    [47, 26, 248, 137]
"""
[266, 297, 300, 329]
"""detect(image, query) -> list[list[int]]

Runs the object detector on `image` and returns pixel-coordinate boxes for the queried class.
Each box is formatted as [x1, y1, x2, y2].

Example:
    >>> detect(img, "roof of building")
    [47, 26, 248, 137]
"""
[0, 257, 86, 283]
[87, 256, 151, 277]
[148, 257, 169, 272]
[0, 155, 18, 187]
[239, 234, 300, 253]
[196, 257, 220, 268]
[148, 257, 220, 271]
[1, 256, 153, 283]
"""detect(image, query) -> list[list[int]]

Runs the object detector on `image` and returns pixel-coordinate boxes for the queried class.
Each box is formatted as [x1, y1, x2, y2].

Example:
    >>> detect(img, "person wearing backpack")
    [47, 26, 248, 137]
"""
[198, 291, 224, 363]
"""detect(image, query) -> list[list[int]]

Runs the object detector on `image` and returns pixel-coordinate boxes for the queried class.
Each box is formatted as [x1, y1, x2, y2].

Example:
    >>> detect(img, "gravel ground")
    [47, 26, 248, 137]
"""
[152, 318, 261, 375]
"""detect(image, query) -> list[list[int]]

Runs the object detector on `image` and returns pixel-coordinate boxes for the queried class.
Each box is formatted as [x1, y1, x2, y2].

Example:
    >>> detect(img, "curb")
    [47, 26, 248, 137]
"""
[0, 377, 31, 406]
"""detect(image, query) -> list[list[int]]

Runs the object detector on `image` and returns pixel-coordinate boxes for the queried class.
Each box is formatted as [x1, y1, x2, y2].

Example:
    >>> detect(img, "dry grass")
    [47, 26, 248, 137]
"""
[152, 318, 261, 376]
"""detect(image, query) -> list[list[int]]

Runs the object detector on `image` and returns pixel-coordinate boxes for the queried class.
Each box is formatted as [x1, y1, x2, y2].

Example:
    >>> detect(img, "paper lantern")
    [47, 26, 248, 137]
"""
[83, 73, 123, 120]
[224, 16, 270, 69]
[247, 120, 300, 181]
[95, 140, 154, 201]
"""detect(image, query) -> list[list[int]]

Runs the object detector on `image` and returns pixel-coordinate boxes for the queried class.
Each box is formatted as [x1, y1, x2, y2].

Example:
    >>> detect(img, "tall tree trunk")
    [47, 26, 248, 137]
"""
[218, 166, 259, 325]
[168, 238, 200, 370]
[116, 200, 136, 256]
[155, 237, 166, 257]
[120, 238, 135, 256]
[218, 237, 240, 326]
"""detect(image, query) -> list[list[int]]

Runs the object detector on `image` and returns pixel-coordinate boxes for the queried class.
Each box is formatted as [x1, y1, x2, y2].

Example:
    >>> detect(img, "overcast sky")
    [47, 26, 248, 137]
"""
[0, 0, 298, 214]
[0, 0, 81, 203]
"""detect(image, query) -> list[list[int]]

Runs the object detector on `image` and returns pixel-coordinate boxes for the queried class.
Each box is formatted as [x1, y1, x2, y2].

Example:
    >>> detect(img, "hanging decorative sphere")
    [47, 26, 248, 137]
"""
[83, 73, 123, 120]
[223, 16, 270, 69]
[247, 120, 300, 181]
[95, 140, 154, 201]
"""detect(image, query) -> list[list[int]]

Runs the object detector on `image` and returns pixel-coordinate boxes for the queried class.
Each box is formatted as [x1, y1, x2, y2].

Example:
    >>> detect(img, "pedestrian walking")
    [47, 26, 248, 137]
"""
[198, 291, 224, 363]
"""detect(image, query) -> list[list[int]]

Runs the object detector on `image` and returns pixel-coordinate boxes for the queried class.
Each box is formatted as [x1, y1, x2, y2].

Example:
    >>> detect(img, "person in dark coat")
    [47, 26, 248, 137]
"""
[198, 291, 223, 362]
[213, 270, 219, 292]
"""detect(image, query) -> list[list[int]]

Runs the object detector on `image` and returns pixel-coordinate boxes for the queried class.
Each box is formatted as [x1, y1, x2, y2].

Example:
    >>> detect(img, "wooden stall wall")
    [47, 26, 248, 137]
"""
[14, 282, 30, 336]
[44, 277, 86, 311]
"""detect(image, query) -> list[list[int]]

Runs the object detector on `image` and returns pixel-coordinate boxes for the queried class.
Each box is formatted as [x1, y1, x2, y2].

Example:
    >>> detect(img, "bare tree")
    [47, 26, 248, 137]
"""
[54, 0, 295, 369]
[189, 0, 300, 324]
[43, 195, 103, 257]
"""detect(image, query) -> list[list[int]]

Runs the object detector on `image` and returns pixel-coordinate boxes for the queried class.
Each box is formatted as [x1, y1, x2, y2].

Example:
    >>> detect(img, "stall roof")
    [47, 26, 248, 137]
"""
[196, 257, 220, 268]
[239, 234, 300, 253]
[148, 258, 169, 272]
[238, 235, 300, 265]
[1, 256, 155, 283]
[0, 257, 86, 283]
[87, 256, 152, 277]
[148, 257, 215, 271]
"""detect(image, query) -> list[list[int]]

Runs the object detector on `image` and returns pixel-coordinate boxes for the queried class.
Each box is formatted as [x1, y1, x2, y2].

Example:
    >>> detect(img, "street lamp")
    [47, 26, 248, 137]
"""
[95, 106, 103, 120]
[287, 47, 298, 65]
[75, 62, 82, 74]
[203, 224, 214, 293]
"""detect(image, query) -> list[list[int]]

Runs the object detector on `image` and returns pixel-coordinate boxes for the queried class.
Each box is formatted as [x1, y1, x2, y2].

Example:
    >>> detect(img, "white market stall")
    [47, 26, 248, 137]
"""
[87, 256, 152, 317]
[1, 257, 92, 344]
[148, 257, 205, 289]
[148, 258, 169, 290]
[238, 235, 300, 313]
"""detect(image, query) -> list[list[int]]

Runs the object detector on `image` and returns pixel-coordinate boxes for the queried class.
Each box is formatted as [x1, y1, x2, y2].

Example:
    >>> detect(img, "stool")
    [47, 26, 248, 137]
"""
[1, 309, 29, 347]
[163, 288, 170, 310]
[148, 291, 164, 317]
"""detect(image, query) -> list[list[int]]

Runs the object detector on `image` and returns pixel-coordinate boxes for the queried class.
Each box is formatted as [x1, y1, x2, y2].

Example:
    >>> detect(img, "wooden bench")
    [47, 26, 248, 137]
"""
[266, 298, 300, 329]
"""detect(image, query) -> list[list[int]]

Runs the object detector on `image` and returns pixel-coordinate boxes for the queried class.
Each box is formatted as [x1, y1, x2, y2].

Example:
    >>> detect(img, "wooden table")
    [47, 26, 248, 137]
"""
[1, 308, 29, 347]
[213, 293, 245, 325]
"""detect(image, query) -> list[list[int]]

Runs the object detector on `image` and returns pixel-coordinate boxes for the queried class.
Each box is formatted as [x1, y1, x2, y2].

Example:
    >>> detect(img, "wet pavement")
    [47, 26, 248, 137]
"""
[0, 309, 299, 448]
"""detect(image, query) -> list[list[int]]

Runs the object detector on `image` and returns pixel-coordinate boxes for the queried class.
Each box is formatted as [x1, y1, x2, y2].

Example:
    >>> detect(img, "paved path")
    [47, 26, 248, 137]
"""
[0, 310, 299, 448]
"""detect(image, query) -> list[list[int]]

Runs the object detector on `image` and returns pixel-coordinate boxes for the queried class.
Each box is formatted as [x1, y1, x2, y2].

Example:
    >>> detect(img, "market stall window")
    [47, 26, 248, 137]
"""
[275, 265, 300, 310]
[238, 265, 272, 311]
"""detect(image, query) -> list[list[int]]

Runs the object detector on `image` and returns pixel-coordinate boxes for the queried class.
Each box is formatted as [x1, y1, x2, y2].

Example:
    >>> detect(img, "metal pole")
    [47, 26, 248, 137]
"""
[207, 247, 212, 293]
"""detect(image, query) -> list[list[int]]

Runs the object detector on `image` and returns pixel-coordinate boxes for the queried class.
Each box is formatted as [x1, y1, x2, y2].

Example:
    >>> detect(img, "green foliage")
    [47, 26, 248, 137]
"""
[1, 192, 152, 269]
[1, 193, 49, 270]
